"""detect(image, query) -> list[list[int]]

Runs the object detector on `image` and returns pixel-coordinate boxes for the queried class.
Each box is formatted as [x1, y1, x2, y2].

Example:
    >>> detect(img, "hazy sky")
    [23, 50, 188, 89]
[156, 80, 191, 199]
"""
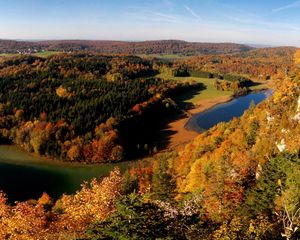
[1, 0, 300, 46]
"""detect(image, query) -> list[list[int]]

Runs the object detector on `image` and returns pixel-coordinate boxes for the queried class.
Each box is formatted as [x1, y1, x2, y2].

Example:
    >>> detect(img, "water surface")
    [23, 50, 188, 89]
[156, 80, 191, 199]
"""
[186, 90, 271, 133]
[0, 145, 131, 202]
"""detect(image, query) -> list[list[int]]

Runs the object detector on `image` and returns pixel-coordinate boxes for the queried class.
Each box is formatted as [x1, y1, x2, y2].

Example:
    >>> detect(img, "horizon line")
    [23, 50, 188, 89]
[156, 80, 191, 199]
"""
[1, 38, 294, 48]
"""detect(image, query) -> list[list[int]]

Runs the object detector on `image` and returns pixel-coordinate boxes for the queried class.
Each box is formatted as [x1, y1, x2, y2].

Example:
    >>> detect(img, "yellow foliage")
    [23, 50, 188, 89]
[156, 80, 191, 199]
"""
[213, 216, 244, 240]
[0, 168, 123, 239]
[173, 70, 300, 220]
[55, 168, 122, 232]
[67, 145, 81, 161]
[295, 50, 300, 65]
[0, 201, 47, 240]
[184, 158, 207, 192]
[56, 86, 72, 98]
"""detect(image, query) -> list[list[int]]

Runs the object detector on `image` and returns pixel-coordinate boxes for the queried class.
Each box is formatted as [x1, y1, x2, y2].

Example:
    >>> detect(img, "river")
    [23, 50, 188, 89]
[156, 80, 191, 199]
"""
[0, 145, 131, 202]
[0, 90, 271, 202]
[186, 90, 271, 133]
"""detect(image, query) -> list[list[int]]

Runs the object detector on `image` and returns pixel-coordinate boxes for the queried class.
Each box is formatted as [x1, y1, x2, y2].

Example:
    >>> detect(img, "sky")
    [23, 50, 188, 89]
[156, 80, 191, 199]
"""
[1, 0, 300, 46]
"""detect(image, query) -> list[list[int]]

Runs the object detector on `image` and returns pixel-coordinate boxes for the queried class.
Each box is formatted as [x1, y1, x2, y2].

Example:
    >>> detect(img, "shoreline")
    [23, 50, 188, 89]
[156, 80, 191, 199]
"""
[0, 144, 128, 168]
[164, 95, 233, 151]
[0, 86, 270, 164]
[164, 86, 272, 151]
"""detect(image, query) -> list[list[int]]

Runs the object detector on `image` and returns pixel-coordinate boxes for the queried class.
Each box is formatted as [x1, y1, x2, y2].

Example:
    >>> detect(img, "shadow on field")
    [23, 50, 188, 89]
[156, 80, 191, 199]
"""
[119, 83, 206, 158]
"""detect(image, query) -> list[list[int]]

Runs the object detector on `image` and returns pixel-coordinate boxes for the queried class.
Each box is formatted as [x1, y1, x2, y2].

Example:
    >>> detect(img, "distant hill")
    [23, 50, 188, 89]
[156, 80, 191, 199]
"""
[0, 39, 253, 55]
[245, 43, 275, 48]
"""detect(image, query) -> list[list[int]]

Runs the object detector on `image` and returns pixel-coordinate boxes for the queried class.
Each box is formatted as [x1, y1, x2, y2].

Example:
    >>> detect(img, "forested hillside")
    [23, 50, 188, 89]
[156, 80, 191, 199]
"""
[0, 39, 253, 55]
[158, 47, 296, 95]
[0, 51, 299, 239]
[0, 48, 296, 164]
[0, 54, 199, 162]
[173, 67, 300, 218]
[174, 47, 295, 81]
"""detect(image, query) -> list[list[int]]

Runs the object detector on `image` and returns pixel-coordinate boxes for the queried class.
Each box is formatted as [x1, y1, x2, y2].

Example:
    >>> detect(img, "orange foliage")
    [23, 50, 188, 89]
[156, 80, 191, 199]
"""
[38, 192, 52, 206]
[173, 73, 300, 221]
[0, 168, 123, 239]
[177, 47, 296, 81]
[67, 145, 81, 161]
[0, 200, 47, 240]
[54, 168, 122, 232]
[130, 161, 154, 194]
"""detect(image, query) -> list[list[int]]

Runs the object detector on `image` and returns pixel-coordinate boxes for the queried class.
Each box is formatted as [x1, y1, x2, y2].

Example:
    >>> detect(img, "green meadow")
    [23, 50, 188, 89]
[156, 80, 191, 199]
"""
[157, 71, 232, 103]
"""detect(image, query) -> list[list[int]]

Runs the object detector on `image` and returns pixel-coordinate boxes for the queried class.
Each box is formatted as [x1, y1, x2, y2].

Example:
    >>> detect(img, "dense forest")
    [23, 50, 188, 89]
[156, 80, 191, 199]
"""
[161, 47, 295, 95]
[0, 53, 201, 162]
[0, 39, 253, 55]
[0, 50, 299, 239]
[0, 47, 296, 163]
[174, 47, 295, 81]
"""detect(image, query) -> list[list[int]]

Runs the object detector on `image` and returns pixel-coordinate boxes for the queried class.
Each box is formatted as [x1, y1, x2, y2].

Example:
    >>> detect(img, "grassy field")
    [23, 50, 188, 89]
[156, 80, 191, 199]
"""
[248, 82, 269, 91]
[157, 71, 269, 104]
[0, 53, 16, 57]
[157, 72, 232, 104]
[0, 51, 61, 58]
[33, 51, 61, 58]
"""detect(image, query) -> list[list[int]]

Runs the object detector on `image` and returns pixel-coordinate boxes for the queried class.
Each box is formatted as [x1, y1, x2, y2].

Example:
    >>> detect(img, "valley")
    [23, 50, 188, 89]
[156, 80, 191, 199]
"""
[1, 1, 300, 239]
[0, 38, 298, 239]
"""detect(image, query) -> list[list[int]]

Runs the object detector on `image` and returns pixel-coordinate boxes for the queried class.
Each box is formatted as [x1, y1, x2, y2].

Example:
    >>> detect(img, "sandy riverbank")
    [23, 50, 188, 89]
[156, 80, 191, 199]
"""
[165, 95, 233, 151]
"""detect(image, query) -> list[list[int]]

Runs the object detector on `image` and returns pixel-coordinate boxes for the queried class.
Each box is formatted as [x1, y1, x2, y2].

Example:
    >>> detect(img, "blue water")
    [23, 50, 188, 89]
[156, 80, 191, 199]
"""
[186, 90, 271, 133]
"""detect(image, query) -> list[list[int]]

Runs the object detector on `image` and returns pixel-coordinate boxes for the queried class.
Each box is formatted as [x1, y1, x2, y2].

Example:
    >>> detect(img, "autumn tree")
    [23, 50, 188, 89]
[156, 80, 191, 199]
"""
[54, 168, 123, 232]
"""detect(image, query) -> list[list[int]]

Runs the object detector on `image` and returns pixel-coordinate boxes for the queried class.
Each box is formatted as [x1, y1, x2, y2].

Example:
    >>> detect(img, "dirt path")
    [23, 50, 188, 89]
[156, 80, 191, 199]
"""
[165, 95, 233, 151]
